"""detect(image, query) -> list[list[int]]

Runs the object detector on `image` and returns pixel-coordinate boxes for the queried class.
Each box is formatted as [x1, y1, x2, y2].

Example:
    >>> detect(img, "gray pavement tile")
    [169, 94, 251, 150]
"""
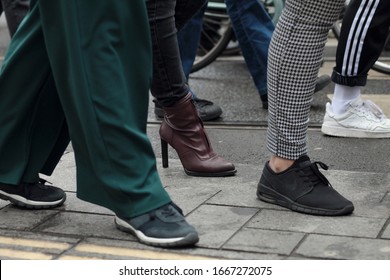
[0, 206, 60, 231]
[62, 237, 282, 260]
[182, 249, 283, 260]
[325, 171, 390, 218]
[34, 212, 134, 241]
[0, 228, 80, 243]
[223, 228, 305, 256]
[186, 204, 258, 249]
[295, 234, 390, 260]
[0, 199, 10, 209]
[41, 151, 76, 192]
[164, 183, 221, 216]
[247, 209, 387, 238]
[62, 192, 113, 215]
[159, 160, 264, 209]
[204, 164, 264, 208]
[381, 222, 390, 239]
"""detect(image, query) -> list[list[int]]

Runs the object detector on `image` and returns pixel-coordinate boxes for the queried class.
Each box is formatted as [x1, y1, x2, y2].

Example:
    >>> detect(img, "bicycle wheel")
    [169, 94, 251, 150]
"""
[332, 11, 390, 75]
[191, 1, 233, 73]
[222, 0, 285, 56]
[191, 0, 285, 73]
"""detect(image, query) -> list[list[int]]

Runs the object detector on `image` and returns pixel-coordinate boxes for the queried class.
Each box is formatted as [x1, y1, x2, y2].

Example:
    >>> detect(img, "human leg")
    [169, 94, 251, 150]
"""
[146, 0, 236, 176]
[322, 0, 390, 138]
[333, 0, 390, 86]
[38, 0, 169, 216]
[38, 0, 198, 246]
[257, 0, 354, 215]
[152, 1, 223, 121]
[225, 0, 273, 108]
[39, 0, 198, 247]
[0, 0, 66, 208]
[177, 4, 207, 79]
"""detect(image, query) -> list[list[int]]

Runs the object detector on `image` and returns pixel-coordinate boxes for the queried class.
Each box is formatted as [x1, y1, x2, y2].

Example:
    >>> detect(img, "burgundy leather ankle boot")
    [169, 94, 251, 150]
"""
[159, 93, 236, 177]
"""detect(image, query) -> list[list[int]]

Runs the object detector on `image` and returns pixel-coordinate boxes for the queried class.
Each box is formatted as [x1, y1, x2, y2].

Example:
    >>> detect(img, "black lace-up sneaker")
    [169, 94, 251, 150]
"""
[115, 203, 199, 247]
[257, 155, 354, 216]
[0, 179, 66, 209]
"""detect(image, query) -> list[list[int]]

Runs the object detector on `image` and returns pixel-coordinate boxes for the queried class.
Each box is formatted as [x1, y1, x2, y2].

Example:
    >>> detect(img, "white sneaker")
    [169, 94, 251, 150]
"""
[321, 97, 390, 138]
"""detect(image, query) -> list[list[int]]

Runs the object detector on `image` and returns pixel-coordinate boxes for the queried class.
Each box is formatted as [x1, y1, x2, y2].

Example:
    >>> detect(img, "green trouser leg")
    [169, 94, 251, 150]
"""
[39, 0, 171, 217]
[0, 0, 70, 184]
[0, 0, 171, 218]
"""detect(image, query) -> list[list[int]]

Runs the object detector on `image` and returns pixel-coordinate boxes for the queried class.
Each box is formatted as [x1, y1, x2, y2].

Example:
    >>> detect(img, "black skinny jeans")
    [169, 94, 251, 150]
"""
[146, 0, 207, 107]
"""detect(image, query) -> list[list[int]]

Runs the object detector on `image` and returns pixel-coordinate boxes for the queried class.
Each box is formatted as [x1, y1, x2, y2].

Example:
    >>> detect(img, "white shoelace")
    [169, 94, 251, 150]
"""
[362, 99, 386, 120]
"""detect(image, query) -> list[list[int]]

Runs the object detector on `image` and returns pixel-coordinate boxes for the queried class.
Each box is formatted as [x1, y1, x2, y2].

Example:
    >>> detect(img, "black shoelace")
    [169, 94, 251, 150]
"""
[300, 161, 331, 187]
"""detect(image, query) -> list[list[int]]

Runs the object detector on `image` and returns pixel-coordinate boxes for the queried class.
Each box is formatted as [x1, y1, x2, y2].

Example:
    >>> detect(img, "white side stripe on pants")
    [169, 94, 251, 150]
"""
[342, 0, 380, 76]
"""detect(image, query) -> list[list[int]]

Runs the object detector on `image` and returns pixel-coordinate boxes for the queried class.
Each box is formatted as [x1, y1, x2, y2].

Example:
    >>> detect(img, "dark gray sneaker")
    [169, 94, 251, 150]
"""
[115, 203, 199, 247]
[257, 155, 354, 216]
[0, 179, 66, 209]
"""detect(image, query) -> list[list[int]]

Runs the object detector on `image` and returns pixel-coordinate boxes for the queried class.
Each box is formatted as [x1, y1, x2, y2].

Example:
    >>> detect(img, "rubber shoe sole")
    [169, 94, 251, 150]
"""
[321, 124, 390, 138]
[115, 216, 199, 248]
[257, 184, 354, 216]
[0, 190, 66, 209]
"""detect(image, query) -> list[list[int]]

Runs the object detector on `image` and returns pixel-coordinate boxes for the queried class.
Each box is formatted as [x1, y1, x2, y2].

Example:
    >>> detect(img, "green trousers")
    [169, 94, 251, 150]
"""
[0, 0, 171, 218]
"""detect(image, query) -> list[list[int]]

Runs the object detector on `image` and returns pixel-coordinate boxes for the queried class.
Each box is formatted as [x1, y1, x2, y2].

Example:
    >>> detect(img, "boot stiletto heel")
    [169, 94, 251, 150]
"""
[161, 139, 169, 168]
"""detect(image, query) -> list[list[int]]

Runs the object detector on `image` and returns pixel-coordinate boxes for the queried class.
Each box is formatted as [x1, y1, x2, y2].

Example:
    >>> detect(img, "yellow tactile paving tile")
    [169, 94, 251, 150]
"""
[0, 236, 71, 250]
[0, 236, 72, 260]
[0, 235, 216, 260]
[66, 243, 217, 260]
[0, 248, 53, 260]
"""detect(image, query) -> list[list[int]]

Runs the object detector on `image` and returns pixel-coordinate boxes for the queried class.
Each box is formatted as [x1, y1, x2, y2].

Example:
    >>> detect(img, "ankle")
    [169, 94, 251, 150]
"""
[331, 84, 361, 115]
[268, 156, 294, 173]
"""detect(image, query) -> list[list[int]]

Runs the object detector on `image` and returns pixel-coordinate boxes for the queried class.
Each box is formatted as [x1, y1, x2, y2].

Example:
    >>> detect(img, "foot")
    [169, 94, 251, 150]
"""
[314, 74, 331, 93]
[154, 98, 222, 121]
[115, 203, 199, 247]
[257, 155, 354, 216]
[0, 179, 66, 209]
[321, 97, 390, 138]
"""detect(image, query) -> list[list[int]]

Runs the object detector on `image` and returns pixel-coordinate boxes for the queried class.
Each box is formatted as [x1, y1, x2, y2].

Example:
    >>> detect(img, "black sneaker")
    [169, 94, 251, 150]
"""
[115, 203, 199, 247]
[257, 155, 354, 216]
[154, 98, 222, 121]
[260, 94, 268, 109]
[0, 179, 66, 209]
[314, 74, 331, 93]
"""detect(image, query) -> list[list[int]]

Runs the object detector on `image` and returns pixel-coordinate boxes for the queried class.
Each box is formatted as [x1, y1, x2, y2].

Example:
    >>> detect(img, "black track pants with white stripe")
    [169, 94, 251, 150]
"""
[332, 0, 390, 86]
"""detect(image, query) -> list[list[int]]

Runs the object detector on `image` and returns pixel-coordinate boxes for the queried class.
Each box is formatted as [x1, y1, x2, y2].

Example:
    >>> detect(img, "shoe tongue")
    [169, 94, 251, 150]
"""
[350, 96, 364, 107]
[293, 155, 311, 166]
[157, 204, 184, 222]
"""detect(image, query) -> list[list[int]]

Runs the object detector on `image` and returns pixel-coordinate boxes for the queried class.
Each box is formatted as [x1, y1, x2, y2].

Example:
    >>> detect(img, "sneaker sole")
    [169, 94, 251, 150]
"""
[115, 216, 199, 248]
[0, 190, 66, 209]
[321, 124, 390, 138]
[257, 184, 354, 216]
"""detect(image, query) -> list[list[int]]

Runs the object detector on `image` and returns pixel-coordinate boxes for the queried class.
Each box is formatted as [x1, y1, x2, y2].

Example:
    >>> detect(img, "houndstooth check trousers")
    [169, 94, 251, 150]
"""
[267, 0, 345, 159]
